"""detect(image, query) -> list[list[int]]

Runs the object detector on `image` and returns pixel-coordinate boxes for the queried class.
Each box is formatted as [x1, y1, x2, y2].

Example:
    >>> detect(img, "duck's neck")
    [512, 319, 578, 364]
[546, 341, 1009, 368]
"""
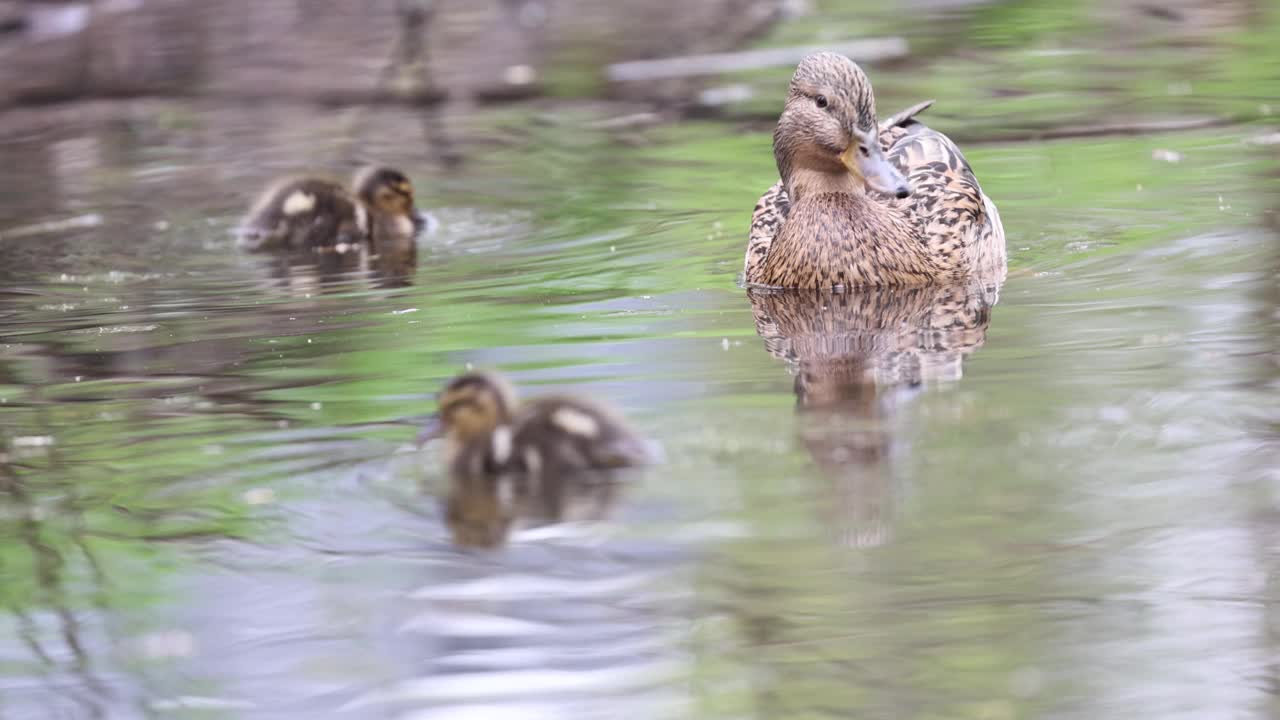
[785, 168, 864, 203]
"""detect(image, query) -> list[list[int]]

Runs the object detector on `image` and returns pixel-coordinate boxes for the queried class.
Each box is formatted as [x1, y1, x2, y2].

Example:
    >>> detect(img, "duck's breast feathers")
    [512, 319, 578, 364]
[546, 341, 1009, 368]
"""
[512, 396, 653, 472]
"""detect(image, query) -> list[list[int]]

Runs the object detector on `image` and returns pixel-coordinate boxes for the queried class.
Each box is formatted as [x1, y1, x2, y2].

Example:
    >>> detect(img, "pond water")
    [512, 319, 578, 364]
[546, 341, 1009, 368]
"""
[0, 96, 1276, 720]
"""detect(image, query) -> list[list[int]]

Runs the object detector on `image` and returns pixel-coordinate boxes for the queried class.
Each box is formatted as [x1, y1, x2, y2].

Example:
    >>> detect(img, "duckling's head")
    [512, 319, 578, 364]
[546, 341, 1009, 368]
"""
[418, 371, 518, 445]
[353, 166, 422, 232]
[774, 52, 910, 200]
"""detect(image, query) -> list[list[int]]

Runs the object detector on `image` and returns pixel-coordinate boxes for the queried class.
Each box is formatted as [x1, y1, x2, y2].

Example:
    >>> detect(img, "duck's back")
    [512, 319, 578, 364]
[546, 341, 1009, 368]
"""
[882, 121, 1005, 276]
[240, 177, 368, 252]
[509, 397, 652, 478]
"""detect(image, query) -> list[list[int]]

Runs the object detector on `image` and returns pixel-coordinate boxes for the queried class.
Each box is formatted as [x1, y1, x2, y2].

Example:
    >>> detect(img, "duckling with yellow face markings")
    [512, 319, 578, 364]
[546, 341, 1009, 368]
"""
[418, 371, 655, 483]
[238, 165, 423, 254]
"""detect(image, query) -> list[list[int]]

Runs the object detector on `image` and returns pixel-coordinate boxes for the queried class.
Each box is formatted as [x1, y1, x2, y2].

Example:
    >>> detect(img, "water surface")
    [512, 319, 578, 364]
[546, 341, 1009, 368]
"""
[0, 99, 1277, 720]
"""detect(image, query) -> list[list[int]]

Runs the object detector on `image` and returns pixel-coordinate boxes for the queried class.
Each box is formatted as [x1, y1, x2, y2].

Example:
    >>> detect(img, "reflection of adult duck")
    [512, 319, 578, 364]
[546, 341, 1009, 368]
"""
[750, 282, 999, 389]
[417, 371, 655, 548]
[745, 52, 1005, 289]
[749, 280, 999, 547]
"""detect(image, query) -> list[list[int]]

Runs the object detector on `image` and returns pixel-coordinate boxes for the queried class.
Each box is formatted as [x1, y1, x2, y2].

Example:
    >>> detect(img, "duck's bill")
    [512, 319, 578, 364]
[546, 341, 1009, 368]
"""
[416, 415, 444, 447]
[840, 145, 911, 199]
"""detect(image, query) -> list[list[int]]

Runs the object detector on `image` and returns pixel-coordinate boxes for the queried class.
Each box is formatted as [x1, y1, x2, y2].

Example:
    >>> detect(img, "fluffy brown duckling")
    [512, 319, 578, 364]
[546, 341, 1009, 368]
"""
[238, 165, 423, 253]
[744, 52, 1005, 289]
[418, 370, 654, 482]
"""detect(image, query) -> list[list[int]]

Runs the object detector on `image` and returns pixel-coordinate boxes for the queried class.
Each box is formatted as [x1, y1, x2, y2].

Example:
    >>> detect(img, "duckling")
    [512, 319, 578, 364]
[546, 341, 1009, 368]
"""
[417, 370, 654, 483]
[238, 165, 422, 254]
[744, 52, 1005, 289]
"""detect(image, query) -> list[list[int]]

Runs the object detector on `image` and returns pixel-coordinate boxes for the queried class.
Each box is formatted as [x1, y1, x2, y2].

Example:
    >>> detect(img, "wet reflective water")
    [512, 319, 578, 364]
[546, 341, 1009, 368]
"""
[0, 100, 1277, 720]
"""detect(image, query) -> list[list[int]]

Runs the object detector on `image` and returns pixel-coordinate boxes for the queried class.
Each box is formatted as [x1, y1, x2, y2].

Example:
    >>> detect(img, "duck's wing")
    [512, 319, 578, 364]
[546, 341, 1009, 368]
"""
[745, 180, 790, 275]
[883, 111, 1006, 275]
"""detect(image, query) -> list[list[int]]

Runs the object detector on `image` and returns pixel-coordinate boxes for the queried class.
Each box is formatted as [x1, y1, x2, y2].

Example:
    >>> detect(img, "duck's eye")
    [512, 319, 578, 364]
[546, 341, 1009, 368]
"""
[815, 95, 829, 109]
[859, 145, 870, 157]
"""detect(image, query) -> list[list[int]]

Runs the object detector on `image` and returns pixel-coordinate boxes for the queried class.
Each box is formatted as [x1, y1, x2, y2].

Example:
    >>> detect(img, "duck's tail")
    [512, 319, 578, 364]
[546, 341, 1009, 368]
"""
[879, 99, 935, 133]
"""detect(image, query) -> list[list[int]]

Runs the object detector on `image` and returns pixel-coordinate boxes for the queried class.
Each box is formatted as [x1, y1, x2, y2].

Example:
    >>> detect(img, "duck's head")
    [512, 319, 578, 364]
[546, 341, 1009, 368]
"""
[417, 371, 517, 446]
[352, 166, 423, 233]
[774, 52, 910, 201]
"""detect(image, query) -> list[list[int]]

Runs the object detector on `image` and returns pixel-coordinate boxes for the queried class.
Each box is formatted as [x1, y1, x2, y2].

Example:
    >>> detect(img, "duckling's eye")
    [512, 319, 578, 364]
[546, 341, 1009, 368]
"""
[859, 145, 870, 157]
[815, 95, 829, 109]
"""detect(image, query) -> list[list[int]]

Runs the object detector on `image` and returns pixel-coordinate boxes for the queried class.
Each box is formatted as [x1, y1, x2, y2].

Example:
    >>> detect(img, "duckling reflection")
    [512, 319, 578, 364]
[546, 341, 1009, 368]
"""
[444, 461, 626, 549]
[749, 280, 998, 547]
[419, 371, 654, 549]
[249, 234, 421, 292]
[366, 225, 419, 288]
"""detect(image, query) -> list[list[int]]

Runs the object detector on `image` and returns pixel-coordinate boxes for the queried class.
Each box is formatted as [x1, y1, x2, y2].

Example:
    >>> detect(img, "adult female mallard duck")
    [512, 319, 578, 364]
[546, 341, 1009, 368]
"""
[239, 165, 423, 253]
[417, 371, 654, 483]
[744, 52, 1005, 289]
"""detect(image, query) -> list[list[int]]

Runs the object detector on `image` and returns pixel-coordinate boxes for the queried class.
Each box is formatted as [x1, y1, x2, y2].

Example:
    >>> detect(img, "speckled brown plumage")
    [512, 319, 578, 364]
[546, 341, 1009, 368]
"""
[744, 53, 1005, 289]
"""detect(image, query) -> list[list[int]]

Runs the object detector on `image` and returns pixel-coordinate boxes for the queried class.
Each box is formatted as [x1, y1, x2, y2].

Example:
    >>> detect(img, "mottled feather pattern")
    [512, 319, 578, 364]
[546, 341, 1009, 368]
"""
[885, 126, 1005, 277]
[745, 98, 1006, 288]
[750, 190, 940, 288]
[745, 180, 789, 274]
